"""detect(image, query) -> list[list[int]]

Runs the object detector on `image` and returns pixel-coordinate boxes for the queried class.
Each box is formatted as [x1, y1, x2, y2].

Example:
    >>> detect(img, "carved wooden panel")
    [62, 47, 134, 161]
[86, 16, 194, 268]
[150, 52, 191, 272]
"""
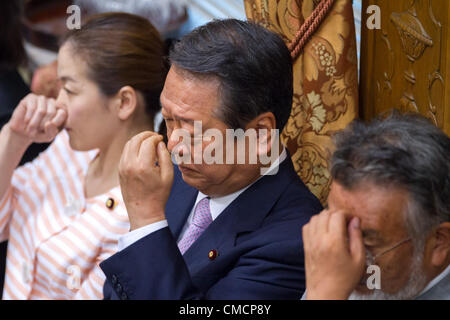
[360, 0, 450, 136]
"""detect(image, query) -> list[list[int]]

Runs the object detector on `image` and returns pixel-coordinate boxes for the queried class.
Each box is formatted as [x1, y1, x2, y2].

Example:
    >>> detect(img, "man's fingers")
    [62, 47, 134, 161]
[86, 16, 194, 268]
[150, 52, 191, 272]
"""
[128, 131, 158, 158]
[305, 213, 320, 238]
[119, 140, 131, 172]
[316, 209, 332, 234]
[329, 211, 348, 239]
[157, 141, 174, 184]
[302, 223, 311, 253]
[138, 135, 163, 167]
[348, 217, 365, 265]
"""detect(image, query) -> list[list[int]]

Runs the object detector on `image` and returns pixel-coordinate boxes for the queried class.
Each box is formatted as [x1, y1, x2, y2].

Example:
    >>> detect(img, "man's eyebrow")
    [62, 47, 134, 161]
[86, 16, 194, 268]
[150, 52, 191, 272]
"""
[175, 116, 194, 123]
[161, 113, 191, 123]
[161, 107, 194, 123]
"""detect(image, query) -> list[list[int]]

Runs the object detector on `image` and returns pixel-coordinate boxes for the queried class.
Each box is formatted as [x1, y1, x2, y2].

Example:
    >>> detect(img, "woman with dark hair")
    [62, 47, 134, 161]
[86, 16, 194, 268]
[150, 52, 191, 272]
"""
[0, 12, 166, 299]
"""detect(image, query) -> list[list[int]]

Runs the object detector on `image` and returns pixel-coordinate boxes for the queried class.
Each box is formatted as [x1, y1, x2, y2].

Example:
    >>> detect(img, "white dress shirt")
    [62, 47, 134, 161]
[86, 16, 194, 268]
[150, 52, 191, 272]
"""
[118, 147, 287, 251]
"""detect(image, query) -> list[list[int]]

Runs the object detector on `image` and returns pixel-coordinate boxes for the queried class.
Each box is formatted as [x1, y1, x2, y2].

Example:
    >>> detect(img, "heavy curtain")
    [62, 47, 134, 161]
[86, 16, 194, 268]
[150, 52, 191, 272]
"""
[244, 0, 359, 204]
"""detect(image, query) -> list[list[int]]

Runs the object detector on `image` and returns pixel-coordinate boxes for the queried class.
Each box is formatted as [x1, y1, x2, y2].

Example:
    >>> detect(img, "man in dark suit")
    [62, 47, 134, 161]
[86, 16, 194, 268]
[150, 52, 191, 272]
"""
[100, 19, 322, 300]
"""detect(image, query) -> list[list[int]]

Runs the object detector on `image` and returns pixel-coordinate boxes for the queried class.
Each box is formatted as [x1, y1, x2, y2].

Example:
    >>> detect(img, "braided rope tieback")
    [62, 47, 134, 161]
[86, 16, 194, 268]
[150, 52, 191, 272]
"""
[288, 0, 336, 60]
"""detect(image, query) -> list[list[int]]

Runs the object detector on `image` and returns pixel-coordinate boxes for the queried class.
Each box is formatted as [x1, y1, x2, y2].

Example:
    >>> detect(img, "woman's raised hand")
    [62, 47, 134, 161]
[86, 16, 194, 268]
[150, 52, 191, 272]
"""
[7, 93, 67, 144]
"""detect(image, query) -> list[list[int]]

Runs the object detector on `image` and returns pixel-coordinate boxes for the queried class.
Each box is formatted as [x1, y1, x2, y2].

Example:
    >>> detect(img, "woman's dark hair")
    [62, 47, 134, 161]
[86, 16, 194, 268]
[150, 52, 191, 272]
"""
[169, 19, 293, 130]
[0, 0, 27, 70]
[60, 12, 167, 120]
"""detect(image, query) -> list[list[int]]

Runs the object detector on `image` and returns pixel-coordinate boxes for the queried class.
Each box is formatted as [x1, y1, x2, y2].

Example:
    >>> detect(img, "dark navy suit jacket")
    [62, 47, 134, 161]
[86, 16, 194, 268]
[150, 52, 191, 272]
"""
[100, 156, 322, 299]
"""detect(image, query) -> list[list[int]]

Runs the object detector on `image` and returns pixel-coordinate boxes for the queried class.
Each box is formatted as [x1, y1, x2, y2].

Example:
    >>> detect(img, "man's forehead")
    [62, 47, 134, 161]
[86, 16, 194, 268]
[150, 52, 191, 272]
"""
[160, 92, 210, 121]
[161, 67, 221, 117]
[328, 181, 409, 230]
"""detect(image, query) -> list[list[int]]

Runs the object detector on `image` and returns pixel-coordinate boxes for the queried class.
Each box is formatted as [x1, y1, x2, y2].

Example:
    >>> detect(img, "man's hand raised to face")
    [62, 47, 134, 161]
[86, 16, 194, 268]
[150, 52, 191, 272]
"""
[119, 131, 174, 231]
[302, 210, 366, 300]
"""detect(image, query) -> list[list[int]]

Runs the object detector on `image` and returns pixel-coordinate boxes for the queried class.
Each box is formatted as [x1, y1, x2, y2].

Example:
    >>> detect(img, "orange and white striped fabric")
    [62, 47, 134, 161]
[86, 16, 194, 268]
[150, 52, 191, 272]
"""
[0, 130, 130, 299]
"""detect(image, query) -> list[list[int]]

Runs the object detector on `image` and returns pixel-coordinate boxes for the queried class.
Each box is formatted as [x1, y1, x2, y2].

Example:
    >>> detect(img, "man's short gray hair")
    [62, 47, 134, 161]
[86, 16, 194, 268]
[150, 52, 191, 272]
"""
[331, 111, 450, 247]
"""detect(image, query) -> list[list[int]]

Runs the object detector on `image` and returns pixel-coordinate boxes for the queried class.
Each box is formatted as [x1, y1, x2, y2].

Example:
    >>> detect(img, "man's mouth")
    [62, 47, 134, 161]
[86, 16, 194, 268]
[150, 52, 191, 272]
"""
[178, 165, 196, 173]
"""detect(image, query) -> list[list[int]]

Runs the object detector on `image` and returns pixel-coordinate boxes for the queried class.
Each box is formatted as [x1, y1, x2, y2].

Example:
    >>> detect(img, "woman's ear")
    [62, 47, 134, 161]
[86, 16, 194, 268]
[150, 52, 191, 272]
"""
[115, 86, 137, 121]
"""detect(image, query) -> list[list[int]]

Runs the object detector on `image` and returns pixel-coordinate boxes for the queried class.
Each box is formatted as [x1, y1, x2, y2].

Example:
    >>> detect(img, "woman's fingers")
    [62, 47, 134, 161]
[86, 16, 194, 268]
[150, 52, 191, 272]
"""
[41, 98, 57, 132]
[8, 94, 67, 143]
[23, 94, 38, 124]
[27, 95, 47, 133]
[9, 99, 28, 132]
[51, 108, 67, 129]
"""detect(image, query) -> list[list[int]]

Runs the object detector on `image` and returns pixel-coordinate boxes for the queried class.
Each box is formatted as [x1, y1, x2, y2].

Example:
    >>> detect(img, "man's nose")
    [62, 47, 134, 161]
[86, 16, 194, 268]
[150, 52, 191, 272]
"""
[166, 122, 182, 153]
[167, 132, 177, 153]
[167, 134, 189, 155]
[167, 132, 192, 160]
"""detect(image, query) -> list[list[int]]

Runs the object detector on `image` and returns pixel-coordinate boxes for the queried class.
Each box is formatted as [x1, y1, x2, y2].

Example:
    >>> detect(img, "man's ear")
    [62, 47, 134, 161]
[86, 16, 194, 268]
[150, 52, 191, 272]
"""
[115, 86, 138, 121]
[429, 222, 450, 267]
[244, 112, 277, 156]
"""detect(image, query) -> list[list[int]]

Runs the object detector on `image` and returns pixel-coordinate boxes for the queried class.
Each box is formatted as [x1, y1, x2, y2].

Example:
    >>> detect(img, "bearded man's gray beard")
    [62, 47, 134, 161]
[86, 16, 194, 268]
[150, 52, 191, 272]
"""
[348, 248, 428, 300]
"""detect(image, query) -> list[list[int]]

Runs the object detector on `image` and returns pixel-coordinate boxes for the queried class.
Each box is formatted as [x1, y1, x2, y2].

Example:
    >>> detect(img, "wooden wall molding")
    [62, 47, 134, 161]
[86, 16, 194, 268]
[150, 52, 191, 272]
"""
[360, 0, 449, 135]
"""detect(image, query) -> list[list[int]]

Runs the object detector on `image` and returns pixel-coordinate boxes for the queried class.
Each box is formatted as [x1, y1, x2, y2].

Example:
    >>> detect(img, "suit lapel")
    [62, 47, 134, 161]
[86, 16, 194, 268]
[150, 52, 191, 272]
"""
[182, 158, 297, 275]
[165, 166, 198, 239]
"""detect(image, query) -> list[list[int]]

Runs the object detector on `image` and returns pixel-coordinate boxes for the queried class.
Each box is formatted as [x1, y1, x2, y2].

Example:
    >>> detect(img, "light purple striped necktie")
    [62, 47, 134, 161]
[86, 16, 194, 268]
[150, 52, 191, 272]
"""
[178, 197, 212, 255]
